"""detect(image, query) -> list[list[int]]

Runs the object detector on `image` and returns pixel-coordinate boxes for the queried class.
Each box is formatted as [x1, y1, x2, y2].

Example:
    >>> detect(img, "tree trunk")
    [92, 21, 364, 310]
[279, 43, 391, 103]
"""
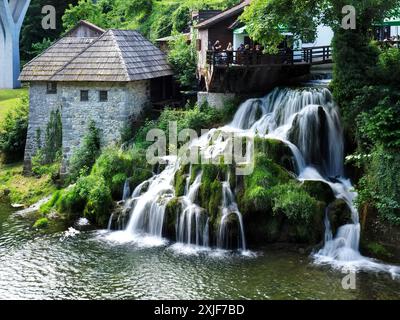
[0, 0, 30, 89]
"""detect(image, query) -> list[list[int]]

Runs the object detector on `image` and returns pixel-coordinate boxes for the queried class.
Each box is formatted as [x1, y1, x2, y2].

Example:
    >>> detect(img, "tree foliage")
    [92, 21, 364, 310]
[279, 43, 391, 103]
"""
[168, 34, 197, 88]
[0, 95, 29, 163]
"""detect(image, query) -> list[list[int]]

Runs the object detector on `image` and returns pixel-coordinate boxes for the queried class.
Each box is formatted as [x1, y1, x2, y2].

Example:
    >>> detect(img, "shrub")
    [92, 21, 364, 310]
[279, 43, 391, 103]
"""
[357, 146, 400, 225]
[134, 102, 229, 149]
[269, 183, 318, 224]
[68, 120, 101, 182]
[168, 33, 197, 88]
[358, 97, 400, 149]
[58, 175, 113, 226]
[33, 217, 49, 229]
[0, 95, 29, 163]
[56, 146, 151, 226]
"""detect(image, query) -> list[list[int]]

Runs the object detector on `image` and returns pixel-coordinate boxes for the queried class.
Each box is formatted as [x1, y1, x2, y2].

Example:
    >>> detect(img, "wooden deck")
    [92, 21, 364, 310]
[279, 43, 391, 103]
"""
[203, 46, 332, 93]
[206, 46, 333, 68]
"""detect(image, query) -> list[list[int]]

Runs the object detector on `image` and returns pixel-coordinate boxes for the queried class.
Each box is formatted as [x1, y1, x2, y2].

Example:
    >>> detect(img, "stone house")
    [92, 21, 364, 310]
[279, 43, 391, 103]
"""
[19, 21, 174, 174]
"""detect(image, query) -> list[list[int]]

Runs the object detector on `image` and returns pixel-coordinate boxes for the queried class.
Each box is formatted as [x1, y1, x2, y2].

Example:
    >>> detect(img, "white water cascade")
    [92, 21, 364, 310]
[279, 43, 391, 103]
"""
[176, 171, 210, 247]
[218, 173, 246, 251]
[226, 87, 399, 275]
[123, 157, 178, 239]
[122, 179, 131, 202]
[105, 86, 398, 273]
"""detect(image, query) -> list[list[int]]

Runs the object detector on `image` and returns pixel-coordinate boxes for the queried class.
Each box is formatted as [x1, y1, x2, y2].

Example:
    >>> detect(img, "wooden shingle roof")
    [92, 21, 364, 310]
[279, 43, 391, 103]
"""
[19, 37, 96, 82]
[20, 29, 174, 82]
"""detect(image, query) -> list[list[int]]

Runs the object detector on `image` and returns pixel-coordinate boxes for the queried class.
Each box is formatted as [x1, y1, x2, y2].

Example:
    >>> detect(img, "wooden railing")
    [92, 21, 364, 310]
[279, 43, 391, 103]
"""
[302, 46, 333, 65]
[206, 46, 333, 67]
[206, 49, 294, 67]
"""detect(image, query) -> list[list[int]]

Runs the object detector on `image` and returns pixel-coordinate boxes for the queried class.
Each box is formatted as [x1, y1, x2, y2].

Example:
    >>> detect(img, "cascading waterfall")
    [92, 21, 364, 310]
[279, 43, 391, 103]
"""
[124, 157, 178, 239]
[122, 179, 131, 202]
[227, 87, 362, 262]
[176, 172, 210, 247]
[106, 85, 397, 272]
[217, 173, 246, 251]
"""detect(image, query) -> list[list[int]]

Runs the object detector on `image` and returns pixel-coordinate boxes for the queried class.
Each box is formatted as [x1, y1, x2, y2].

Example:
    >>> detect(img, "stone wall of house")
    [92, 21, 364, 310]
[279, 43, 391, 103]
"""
[24, 83, 62, 172]
[24, 81, 150, 174]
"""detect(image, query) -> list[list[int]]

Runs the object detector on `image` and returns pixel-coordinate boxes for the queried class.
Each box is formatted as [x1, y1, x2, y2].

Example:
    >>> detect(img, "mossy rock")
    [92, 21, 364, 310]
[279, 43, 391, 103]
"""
[174, 166, 188, 197]
[254, 137, 296, 172]
[327, 199, 352, 234]
[164, 197, 181, 240]
[33, 217, 49, 229]
[301, 180, 335, 204]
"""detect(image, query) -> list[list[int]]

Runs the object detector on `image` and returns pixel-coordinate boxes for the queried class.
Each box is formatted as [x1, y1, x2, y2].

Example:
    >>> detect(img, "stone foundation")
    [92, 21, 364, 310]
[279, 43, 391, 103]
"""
[197, 92, 236, 110]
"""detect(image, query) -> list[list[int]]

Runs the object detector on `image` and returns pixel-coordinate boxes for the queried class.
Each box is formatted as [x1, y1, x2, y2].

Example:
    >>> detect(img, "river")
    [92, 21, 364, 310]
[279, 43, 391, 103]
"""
[1, 201, 399, 300]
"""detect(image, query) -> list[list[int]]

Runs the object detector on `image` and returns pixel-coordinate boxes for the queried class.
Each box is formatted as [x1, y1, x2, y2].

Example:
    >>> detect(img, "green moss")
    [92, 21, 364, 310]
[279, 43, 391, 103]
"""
[174, 165, 189, 197]
[165, 197, 181, 239]
[270, 182, 319, 224]
[111, 173, 128, 199]
[208, 180, 223, 225]
[254, 137, 295, 172]
[33, 217, 49, 229]
[366, 242, 394, 259]
[238, 153, 291, 215]
[301, 180, 335, 204]
[39, 190, 63, 215]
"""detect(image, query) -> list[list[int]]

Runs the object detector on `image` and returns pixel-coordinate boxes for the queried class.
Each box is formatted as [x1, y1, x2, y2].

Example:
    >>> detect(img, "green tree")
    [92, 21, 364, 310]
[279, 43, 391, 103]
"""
[0, 95, 29, 163]
[168, 34, 197, 88]
[62, 0, 106, 32]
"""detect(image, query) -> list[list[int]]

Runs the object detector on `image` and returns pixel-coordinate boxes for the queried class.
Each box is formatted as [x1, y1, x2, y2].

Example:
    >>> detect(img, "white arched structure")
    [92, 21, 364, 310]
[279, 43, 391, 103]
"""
[0, 0, 30, 89]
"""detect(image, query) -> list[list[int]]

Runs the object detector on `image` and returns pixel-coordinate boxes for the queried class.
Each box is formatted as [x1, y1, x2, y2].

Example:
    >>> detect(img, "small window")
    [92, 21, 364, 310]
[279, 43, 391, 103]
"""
[99, 90, 108, 102]
[47, 82, 57, 94]
[80, 90, 89, 102]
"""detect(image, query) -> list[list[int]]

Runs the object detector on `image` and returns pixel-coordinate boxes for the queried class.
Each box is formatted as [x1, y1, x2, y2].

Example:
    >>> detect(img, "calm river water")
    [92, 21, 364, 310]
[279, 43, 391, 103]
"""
[1, 201, 399, 300]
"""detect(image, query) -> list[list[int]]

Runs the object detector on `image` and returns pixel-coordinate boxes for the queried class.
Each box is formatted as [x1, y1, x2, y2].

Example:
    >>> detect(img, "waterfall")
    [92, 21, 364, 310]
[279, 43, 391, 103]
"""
[176, 172, 210, 247]
[227, 87, 363, 263]
[105, 86, 397, 270]
[124, 157, 178, 238]
[122, 179, 131, 202]
[217, 174, 246, 251]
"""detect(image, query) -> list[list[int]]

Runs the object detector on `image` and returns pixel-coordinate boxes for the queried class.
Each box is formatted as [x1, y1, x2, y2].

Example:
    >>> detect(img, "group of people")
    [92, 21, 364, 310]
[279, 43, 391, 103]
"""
[210, 40, 264, 65]
[383, 35, 400, 48]
[211, 40, 263, 53]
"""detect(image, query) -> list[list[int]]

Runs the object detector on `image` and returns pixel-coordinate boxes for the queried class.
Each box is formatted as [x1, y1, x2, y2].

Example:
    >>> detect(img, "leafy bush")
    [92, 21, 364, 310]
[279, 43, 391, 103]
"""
[56, 146, 151, 226]
[91, 147, 152, 198]
[357, 146, 400, 225]
[172, 6, 190, 33]
[134, 102, 231, 149]
[31, 38, 54, 57]
[168, 34, 197, 88]
[68, 120, 101, 182]
[358, 97, 400, 149]
[0, 95, 29, 163]
[58, 175, 112, 226]
[30, 109, 63, 178]
[376, 48, 400, 86]
[269, 183, 318, 223]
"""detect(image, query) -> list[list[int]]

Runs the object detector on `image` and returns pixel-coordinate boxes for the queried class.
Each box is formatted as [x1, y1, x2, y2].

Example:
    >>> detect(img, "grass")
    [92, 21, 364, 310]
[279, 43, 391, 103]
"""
[0, 88, 28, 123]
[0, 162, 57, 206]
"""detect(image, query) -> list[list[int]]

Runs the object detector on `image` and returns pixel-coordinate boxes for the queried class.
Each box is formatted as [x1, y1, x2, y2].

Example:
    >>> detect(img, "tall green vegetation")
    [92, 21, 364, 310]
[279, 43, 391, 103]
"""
[62, 0, 241, 40]
[31, 109, 63, 178]
[68, 120, 101, 182]
[168, 34, 198, 88]
[0, 95, 29, 163]
[241, 0, 400, 225]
